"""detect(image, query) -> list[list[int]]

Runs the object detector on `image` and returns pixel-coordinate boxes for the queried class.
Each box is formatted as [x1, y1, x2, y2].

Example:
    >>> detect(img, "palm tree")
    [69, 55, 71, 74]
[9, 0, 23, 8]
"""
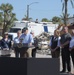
[0, 3, 17, 36]
[60, 13, 70, 24]
[61, 0, 74, 25]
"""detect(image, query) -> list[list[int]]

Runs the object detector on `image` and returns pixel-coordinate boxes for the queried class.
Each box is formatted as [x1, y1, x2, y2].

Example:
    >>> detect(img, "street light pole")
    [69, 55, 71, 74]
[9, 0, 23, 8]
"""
[27, 5, 29, 21]
[27, 2, 38, 21]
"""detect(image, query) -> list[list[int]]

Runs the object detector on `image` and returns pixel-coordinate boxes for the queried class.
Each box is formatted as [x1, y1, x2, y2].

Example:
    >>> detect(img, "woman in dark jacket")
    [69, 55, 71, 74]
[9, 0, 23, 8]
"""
[0, 32, 11, 57]
[49, 30, 61, 58]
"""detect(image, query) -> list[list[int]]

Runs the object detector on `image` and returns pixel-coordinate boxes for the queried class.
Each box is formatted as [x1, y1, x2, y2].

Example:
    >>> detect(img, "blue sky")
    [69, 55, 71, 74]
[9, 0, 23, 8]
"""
[0, 0, 74, 21]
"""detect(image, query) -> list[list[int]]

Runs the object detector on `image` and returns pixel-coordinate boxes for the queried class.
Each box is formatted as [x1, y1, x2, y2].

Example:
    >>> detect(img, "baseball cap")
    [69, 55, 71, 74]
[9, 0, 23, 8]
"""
[23, 27, 28, 31]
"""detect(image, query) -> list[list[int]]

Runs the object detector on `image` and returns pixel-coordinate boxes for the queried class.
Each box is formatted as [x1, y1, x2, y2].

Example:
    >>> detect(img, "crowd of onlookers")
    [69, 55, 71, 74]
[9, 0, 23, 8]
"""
[0, 26, 74, 74]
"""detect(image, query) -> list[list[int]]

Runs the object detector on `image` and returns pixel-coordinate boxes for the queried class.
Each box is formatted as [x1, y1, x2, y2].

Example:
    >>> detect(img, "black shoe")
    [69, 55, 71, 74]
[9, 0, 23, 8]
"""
[60, 70, 66, 73]
[67, 71, 71, 74]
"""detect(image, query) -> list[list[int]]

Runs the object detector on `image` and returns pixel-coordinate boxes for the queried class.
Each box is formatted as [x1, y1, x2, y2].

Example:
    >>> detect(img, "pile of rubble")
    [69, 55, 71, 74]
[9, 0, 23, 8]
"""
[35, 32, 50, 50]
[36, 32, 50, 41]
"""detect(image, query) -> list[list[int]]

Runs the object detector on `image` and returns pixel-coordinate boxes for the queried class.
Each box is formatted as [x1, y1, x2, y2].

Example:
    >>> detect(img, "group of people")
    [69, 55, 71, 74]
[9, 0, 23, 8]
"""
[0, 26, 74, 74]
[13, 27, 38, 58]
[49, 26, 74, 74]
[0, 27, 38, 58]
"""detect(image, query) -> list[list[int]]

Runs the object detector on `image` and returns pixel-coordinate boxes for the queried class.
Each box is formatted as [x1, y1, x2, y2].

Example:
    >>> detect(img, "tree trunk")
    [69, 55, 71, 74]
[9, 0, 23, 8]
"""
[64, 0, 68, 25]
[2, 12, 6, 37]
[2, 24, 6, 37]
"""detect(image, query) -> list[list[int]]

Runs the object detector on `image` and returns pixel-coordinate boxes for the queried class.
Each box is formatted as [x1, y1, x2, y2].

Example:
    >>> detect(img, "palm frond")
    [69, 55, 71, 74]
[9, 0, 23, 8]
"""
[70, 0, 74, 8]
[61, 0, 63, 2]
[62, 2, 65, 11]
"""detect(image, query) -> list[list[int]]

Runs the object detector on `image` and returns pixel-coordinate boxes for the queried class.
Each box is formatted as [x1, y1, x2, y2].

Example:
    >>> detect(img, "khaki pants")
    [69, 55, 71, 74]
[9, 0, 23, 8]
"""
[27, 48, 32, 57]
[20, 48, 32, 58]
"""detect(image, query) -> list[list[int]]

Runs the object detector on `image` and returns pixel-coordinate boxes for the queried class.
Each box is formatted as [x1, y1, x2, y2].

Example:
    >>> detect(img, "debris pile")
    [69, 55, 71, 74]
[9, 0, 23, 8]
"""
[35, 32, 50, 50]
